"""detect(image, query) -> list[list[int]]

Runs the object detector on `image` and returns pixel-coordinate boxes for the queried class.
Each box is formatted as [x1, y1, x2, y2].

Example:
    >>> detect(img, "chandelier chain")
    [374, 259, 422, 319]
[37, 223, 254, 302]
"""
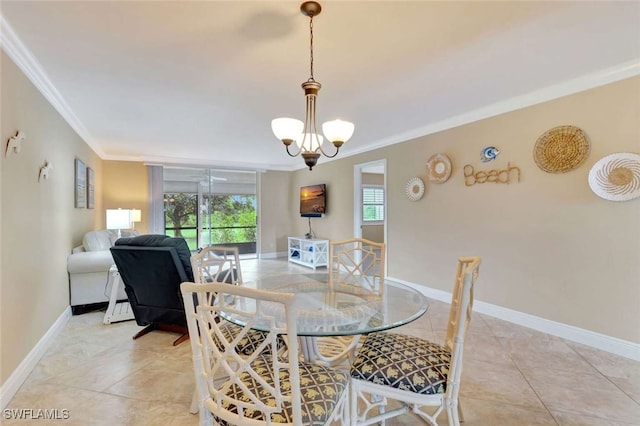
[308, 16, 315, 82]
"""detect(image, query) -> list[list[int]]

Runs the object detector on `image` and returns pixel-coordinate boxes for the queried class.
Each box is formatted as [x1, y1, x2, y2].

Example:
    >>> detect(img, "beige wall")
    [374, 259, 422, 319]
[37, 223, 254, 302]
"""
[291, 160, 357, 241]
[258, 171, 294, 254]
[1, 52, 103, 384]
[103, 161, 149, 234]
[288, 76, 640, 343]
[362, 224, 384, 243]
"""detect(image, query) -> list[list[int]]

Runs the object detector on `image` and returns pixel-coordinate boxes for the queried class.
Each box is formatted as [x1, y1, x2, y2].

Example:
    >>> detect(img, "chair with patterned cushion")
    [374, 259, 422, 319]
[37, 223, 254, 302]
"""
[190, 246, 271, 356]
[350, 256, 481, 426]
[181, 281, 350, 426]
[308, 238, 386, 367]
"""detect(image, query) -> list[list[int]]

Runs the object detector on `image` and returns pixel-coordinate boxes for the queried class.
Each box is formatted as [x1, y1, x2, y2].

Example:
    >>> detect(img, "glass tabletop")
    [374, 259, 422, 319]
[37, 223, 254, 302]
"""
[218, 273, 429, 337]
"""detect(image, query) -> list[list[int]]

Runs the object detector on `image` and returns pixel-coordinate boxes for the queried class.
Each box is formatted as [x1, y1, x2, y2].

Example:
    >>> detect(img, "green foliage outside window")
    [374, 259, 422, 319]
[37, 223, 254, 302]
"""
[164, 192, 256, 250]
[164, 193, 197, 235]
[363, 186, 384, 222]
[207, 195, 257, 243]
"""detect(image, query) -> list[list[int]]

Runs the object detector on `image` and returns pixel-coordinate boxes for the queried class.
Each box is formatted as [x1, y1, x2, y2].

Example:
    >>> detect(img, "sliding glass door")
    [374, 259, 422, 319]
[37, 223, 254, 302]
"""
[163, 167, 257, 255]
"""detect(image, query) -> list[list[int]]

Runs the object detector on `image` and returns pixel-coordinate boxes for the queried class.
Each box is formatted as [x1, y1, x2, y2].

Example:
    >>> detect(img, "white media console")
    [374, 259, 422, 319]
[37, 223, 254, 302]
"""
[287, 236, 328, 270]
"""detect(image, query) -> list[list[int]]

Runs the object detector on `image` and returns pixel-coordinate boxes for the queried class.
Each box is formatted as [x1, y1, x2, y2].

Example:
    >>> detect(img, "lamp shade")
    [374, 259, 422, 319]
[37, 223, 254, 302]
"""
[271, 118, 304, 142]
[130, 209, 142, 223]
[106, 209, 131, 230]
[322, 119, 354, 143]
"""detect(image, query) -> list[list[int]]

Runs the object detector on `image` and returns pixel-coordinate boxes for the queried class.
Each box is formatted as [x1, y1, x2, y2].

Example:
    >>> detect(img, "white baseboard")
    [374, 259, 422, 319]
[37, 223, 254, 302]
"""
[0, 306, 71, 409]
[389, 276, 640, 362]
[259, 251, 287, 259]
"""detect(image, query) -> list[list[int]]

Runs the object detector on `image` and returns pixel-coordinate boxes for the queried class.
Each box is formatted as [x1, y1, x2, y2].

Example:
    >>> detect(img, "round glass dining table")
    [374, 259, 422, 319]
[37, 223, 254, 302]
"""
[219, 272, 429, 337]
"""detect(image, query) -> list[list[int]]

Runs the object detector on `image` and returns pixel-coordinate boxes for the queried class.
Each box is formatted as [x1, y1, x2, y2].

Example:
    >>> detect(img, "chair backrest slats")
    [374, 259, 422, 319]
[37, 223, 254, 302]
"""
[182, 281, 302, 425]
[329, 238, 386, 296]
[191, 246, 242, 285]
[444, 256, 481, 401]
[444, 257, 480, 351]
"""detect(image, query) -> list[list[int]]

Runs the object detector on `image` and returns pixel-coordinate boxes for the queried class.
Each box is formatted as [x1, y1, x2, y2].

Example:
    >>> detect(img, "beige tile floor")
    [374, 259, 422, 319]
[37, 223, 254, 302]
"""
[5, 259, 640, 425]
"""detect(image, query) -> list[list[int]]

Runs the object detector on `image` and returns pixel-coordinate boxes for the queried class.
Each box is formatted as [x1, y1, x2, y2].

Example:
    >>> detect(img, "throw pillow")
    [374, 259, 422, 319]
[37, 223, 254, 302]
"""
[83, 230, 113, 252]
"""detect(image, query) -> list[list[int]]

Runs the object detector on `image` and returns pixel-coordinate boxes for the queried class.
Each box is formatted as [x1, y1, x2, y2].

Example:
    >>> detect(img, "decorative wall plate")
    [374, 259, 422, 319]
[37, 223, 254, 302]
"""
[426, 153, 452, 183]
[588, 152, 640, 201]
[405, 177, 425, 201]
[534, 125, 590, 173]
[481, 146, 500, 162]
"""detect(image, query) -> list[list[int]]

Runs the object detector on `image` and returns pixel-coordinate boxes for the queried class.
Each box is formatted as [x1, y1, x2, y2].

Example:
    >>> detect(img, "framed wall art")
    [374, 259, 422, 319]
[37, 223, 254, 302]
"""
[86, 166, 95, 209]
[74, 158, 87, 208]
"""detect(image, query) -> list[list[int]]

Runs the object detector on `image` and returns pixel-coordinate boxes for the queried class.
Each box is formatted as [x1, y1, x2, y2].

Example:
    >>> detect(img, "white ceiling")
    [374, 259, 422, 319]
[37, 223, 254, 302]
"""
[1, 1, 639, 171]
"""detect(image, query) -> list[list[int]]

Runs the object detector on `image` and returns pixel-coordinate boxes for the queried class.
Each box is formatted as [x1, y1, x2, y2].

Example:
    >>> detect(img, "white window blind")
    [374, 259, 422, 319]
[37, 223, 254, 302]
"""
[362, 186, 384, 222]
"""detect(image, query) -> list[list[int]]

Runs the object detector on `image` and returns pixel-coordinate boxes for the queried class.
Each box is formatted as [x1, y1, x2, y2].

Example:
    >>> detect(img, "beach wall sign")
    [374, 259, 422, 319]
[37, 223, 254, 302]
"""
[463, 162, 521, 186]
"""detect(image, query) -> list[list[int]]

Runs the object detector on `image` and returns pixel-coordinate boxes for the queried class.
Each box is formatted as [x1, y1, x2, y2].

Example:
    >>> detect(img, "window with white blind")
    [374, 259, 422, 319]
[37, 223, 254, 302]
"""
[362, 186, 384, 223]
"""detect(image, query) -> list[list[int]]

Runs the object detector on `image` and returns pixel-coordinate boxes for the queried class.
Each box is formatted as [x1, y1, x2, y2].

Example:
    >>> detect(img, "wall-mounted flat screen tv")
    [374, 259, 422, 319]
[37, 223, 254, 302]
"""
[300, 184, 326, 217]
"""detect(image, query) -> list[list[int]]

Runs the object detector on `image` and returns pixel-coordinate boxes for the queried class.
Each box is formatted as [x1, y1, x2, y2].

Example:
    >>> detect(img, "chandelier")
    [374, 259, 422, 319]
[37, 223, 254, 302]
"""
[271, 1, 354, 171]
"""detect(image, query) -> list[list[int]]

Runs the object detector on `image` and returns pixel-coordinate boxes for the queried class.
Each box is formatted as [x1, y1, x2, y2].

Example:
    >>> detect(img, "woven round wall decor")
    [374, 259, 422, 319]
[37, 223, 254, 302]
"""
[533, 125, 590, 173]
[426, 153, 452, 183]
[588, 152, 640, 201]
[405, 177, 425, 201]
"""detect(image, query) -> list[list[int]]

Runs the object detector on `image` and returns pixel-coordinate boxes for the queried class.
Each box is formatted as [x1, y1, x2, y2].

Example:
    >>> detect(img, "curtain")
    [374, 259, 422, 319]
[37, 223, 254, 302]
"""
[147, 165, 164, 234]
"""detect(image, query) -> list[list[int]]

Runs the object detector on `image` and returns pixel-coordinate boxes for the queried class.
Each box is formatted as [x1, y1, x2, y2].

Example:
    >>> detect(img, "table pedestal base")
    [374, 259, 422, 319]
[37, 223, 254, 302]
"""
[299, 335, 362, 368]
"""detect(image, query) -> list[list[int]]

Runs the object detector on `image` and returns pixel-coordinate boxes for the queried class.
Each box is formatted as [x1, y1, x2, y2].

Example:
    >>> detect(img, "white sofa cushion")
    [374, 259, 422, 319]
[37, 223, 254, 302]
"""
[67, 250, 115, 274]
[83, 230, 114, 252]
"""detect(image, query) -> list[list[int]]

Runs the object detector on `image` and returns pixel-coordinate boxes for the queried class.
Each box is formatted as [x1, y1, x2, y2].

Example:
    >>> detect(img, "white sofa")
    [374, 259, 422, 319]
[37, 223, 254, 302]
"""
[67, 229, 136, 312]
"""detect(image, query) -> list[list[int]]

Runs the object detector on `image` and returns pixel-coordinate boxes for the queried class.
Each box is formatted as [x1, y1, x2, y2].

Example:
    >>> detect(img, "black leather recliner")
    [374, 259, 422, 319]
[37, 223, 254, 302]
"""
[110, 234, 194, 346]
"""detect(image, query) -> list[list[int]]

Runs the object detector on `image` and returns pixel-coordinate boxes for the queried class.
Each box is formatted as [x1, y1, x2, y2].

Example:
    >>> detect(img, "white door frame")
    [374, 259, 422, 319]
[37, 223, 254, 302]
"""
[353, 158, 387, 243]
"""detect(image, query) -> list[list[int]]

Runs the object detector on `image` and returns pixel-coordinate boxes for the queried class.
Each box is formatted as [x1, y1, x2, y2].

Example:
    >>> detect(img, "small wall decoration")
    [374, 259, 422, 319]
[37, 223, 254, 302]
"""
[464, 163, 521, 186]
[405, 177, 425, 201]
[588, 152, 640, 201]
[87, 167, 95, 209]
[74, 159, 87, 208]
[534, 125, 590, 173]
[426, 153, 452, 183]
[38, 161, 53, 182]
[5, 131, 25, 157]
[481, 146, 500, 162]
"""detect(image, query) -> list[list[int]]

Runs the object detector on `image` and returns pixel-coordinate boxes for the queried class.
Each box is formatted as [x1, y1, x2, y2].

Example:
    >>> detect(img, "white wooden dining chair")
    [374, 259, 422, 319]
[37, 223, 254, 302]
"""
[349, 256, 481, 426]
[191, 246, 269, 356]
[309, 238, 386, 367]
[189, 246, 285, 415]
[191, 245, 243, 287]
[181, 281, 350, 426]
[329, 238, 385, 296]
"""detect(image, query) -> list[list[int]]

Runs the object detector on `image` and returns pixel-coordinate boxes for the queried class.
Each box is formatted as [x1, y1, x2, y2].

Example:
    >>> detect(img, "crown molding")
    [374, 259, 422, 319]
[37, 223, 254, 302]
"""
[343, 60, 640, 160]
[0, 15, 105, 157]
